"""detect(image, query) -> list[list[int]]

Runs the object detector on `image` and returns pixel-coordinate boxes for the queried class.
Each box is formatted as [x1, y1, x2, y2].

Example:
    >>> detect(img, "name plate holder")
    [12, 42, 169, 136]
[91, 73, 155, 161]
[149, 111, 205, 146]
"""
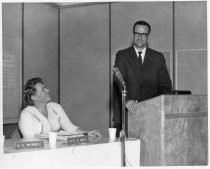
[15, 140, 44, 150]
[67, 133, 89, 145]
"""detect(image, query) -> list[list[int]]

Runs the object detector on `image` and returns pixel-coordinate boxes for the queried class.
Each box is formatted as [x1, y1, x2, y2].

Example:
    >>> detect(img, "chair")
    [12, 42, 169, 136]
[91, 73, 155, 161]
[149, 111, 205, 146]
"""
[11, 128, 23, 139]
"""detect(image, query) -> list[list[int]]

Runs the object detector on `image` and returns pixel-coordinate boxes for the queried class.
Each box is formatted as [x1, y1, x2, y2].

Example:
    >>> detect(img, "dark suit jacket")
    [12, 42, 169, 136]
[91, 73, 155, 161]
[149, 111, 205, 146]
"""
[113, 46, 172, 123]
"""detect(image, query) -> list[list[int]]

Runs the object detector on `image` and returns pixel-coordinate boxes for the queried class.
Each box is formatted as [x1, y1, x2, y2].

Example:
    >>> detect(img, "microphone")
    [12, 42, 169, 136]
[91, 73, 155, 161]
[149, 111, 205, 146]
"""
[113, 67, 125, 86]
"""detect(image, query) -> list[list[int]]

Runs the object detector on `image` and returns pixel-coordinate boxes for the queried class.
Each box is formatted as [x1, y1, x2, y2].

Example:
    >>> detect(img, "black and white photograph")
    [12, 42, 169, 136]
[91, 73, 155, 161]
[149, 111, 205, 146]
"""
[0, 0, 208, 168]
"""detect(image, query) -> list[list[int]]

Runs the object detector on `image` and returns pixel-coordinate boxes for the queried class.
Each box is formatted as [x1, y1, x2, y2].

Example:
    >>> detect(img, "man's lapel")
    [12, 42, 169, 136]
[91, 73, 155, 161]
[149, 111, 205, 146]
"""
[142, 48, 153, 69]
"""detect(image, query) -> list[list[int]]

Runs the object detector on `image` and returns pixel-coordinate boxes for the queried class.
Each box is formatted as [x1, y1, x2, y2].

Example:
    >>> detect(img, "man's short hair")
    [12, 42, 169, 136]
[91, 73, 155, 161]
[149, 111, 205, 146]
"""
[133, 20, 151, 34]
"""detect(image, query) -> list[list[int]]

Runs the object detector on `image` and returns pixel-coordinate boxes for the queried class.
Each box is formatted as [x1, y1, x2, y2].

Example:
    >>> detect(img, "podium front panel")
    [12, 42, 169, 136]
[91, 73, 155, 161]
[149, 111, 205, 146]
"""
[128, 95, 208, 166]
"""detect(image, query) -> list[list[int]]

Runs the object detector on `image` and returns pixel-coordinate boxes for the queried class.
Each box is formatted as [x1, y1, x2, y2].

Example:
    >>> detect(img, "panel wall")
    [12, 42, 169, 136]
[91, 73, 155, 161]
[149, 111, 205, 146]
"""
[176, 50, 207, 94]
[60, 4, 109, 136]
[24, 3, 59, 102]
[2, 3, 22, 124]
[174, 1, 207, 50]
[174, 1, 207, 93]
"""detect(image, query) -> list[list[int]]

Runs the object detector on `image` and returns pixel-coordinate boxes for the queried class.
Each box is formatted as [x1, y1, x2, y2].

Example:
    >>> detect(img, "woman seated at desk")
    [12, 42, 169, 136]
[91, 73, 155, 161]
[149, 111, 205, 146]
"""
[19, 77, 97, 138]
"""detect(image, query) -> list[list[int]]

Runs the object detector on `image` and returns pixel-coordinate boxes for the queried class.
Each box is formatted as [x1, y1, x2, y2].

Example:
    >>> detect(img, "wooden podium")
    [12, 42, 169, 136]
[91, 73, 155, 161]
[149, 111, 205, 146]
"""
[128, 95, 208, 166]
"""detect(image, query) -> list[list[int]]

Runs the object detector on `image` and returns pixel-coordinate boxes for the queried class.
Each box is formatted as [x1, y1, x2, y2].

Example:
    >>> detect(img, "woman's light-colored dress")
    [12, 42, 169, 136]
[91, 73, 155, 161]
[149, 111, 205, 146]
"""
[19, 102, 79, 138]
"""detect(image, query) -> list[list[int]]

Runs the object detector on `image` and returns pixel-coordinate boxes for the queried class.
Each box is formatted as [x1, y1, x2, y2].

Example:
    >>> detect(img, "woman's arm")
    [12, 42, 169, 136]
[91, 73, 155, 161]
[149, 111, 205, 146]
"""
[19, 111, 39, 138]
[54, 103, 82, 133]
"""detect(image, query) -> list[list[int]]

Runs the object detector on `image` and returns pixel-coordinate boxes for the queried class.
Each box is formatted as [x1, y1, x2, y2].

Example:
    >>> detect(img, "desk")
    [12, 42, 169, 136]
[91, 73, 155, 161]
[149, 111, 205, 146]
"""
[1, 137, 140, 167]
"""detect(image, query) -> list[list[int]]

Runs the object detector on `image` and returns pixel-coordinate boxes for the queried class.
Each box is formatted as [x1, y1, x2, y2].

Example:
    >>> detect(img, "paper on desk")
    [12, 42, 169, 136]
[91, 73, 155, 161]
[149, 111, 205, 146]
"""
[36, 131, 87, 140]
[57, 130, 86, 136]
[36, 130, 101, 141]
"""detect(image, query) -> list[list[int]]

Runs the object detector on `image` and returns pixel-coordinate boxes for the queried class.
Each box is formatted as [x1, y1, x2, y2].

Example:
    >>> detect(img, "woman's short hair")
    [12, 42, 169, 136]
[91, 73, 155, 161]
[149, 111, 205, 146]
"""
[23, 77, 43, 107]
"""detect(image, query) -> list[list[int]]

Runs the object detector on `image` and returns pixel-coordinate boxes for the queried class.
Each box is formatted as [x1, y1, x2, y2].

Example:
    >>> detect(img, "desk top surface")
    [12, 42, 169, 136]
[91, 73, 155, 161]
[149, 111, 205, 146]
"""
[3, 137, 138, 154]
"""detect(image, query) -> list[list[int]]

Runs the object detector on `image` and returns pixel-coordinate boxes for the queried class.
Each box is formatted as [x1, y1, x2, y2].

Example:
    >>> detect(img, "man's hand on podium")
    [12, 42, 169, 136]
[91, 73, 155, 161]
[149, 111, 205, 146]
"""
[126, 100, 138, 114]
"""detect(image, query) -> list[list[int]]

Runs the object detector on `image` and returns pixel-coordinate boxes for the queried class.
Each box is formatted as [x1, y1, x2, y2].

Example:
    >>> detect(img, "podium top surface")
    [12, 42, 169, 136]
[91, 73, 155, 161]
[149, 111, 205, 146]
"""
[143, 94, 207, 101]
[134, 94, 207, 115]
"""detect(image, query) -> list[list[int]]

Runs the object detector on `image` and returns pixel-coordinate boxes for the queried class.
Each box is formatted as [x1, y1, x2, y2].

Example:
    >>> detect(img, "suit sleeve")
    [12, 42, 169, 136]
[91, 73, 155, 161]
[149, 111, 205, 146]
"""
[114, 51, 127, 83]
[157, 55, 172, 95]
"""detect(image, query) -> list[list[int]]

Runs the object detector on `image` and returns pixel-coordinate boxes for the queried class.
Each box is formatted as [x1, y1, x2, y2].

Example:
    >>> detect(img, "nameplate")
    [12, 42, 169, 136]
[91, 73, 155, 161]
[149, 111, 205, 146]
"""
[15, 141, 44, 150]
[67, 134, 89, 145]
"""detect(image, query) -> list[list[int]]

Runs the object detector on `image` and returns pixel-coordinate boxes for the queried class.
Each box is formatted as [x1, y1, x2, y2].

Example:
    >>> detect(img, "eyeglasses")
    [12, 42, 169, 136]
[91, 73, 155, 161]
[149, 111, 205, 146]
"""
[133, 32, 149, 38]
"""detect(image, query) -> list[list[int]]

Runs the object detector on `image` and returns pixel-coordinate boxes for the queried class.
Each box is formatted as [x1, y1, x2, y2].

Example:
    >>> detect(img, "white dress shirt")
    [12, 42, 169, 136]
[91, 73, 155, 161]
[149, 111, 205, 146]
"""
[134, 46, 146, 63]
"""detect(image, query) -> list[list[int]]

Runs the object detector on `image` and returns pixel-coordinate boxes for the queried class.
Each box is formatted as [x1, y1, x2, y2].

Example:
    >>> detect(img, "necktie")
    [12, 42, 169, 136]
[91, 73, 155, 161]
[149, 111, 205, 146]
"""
[138, 51, 142, 65]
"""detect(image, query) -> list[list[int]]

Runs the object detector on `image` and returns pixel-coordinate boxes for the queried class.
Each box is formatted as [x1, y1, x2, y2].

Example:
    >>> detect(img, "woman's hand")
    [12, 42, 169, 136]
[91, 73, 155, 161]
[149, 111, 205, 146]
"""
[75, 129, 102, 141]
[87, 130, 102, 141]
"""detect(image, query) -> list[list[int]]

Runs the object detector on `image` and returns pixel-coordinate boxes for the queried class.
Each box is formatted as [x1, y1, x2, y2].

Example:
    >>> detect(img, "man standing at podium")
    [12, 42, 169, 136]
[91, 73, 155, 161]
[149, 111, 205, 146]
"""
[113, 20, 172, 135]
